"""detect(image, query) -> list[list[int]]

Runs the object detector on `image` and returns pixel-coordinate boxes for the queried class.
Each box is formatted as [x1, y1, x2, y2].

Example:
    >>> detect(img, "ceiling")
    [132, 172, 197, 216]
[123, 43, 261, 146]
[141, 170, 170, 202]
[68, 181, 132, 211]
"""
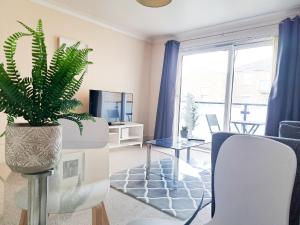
[34, 0, 300, 40]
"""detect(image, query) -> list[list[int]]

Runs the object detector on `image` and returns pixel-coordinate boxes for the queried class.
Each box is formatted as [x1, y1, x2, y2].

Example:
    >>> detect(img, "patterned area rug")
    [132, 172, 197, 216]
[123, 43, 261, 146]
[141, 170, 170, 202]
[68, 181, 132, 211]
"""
[110, 158, 211, 220]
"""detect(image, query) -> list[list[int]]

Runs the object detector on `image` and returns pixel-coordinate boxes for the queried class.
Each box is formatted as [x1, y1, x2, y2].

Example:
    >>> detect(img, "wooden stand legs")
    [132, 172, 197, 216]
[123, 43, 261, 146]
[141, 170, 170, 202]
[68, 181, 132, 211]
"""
[19, 202, 109, 225]
[92, 202, 110, 225]
[19, 210, 28, 225]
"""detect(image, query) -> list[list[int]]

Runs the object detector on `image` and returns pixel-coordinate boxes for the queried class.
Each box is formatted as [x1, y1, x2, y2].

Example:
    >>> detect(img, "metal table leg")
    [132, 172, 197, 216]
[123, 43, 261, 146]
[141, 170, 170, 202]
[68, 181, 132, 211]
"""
[242, 123, 246, 133]
[247, 124, 256, 134]
[146, 143, 152, 180]
[250, 124, 260, 134]
[173, 149, 180, 187]
[186, 147, 191, 163]
[233, 123, 241, 133]
[24, 170, 53, 225]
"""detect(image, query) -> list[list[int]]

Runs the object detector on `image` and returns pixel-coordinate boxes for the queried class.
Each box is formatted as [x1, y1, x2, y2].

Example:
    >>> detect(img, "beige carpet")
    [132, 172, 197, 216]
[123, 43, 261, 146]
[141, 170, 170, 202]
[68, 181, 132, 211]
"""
[0, 146, 211, 225]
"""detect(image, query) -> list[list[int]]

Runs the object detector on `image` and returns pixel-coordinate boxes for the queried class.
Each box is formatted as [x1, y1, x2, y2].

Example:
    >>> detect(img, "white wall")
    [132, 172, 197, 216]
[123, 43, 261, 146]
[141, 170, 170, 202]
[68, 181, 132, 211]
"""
[147, 43, 165, 139]
[0, 0, 152, 146]
[1, 2, 299, 143]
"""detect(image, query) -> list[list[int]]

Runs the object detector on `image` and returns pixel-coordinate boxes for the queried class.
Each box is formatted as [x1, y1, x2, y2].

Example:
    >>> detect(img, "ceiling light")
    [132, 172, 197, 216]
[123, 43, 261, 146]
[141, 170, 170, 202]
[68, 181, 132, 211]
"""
[136, 0, 172, 8]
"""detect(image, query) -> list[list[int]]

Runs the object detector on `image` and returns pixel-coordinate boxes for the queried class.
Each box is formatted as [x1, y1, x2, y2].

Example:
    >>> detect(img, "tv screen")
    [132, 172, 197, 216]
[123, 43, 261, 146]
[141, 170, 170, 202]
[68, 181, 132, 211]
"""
[89, 90, 133, 123]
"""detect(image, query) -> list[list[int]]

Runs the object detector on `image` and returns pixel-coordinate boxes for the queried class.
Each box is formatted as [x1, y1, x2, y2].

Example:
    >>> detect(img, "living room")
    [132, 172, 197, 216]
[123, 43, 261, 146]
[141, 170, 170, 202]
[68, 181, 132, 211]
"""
[0, 0, 300, 225]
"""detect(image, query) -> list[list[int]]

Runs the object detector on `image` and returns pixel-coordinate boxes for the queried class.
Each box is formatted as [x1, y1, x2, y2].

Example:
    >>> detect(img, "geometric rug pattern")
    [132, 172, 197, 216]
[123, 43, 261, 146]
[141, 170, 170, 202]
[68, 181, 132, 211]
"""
[110, 158, 211, 220]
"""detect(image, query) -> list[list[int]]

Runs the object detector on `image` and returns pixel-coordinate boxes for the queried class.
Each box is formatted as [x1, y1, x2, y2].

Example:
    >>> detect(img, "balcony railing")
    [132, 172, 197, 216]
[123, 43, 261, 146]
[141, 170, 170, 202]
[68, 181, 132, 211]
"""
[179, 101, 268, 140]
[194, 101, 267, 122]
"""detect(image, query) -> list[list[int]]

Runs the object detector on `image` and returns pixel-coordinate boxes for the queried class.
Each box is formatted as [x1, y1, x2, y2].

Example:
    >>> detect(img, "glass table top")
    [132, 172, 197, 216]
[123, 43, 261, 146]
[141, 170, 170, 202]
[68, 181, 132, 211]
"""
[146, 137, 206, 150]
[0, 141, 210, 224]
[231, 120, 265, 125]
[0, 146, 109, 224]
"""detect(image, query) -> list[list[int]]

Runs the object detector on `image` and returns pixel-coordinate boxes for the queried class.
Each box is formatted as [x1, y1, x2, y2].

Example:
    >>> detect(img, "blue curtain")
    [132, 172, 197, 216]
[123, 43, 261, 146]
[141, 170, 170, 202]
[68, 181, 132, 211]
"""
[265, 16, 300, 136]
[154, 40, 180, 139]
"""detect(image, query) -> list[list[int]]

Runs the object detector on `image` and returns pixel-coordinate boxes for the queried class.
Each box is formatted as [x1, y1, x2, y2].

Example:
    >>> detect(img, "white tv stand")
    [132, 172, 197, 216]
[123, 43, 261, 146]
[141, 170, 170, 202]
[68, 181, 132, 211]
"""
[108, 123, 143, 149]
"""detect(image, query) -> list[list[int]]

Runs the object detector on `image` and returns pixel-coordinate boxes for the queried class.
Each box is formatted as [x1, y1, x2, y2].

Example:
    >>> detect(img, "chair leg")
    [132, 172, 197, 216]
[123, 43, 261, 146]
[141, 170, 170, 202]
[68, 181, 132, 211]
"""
[19, 209, 27, 225]
[19, 204, 110, 225]
[92, 202, 110, 225]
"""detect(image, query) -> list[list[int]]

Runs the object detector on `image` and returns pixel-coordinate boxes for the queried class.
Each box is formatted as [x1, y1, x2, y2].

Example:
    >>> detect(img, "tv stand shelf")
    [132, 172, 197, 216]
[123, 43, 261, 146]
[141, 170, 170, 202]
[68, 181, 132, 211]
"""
[108, 123, 143, 149]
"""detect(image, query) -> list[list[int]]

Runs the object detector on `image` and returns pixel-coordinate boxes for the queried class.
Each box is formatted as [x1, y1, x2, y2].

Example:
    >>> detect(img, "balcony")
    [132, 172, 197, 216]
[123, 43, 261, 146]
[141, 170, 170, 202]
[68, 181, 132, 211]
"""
[179, 101, 267, 142]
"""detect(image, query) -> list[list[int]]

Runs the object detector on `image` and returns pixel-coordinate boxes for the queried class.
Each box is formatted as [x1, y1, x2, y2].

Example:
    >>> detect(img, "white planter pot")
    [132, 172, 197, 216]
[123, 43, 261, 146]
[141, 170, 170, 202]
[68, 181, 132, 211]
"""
[5, 123, 62, 174]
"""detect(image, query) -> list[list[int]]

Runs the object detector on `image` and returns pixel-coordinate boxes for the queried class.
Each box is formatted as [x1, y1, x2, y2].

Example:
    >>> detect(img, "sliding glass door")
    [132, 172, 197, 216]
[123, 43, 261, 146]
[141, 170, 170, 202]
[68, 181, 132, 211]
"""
[230, 45, 274, 135]
[177, 41, 274, 141]
[178, 49, 229, 141]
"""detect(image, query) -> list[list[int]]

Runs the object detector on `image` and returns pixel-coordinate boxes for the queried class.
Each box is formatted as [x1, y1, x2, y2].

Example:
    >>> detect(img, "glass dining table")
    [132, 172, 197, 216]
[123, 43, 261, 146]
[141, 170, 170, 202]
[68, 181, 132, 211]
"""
[0, 146, 109, 225]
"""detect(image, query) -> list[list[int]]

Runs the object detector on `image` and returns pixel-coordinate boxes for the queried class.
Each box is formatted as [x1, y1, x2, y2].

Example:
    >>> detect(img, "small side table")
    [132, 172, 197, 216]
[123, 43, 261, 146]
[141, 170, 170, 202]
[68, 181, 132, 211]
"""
[145, 138, 206, 186]
[231, 120, 265, 134]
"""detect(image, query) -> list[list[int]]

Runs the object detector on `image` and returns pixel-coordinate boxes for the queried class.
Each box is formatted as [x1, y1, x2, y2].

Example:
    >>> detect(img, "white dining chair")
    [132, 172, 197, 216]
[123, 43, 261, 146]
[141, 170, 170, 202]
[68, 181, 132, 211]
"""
[128, 135, 297, 225]
[17, 118, 111, 225]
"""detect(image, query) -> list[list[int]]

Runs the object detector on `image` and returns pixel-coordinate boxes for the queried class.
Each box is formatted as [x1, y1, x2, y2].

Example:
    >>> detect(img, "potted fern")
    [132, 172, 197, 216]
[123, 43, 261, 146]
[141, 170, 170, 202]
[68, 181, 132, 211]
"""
[0, 20, 93, 174]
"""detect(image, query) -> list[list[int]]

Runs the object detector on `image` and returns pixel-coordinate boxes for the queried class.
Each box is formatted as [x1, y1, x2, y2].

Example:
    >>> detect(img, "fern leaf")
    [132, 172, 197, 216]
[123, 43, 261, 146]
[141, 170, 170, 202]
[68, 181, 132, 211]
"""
[59, 99, 82, 113]
[3, 32, 30, 84]
[0, 20, 93, 133]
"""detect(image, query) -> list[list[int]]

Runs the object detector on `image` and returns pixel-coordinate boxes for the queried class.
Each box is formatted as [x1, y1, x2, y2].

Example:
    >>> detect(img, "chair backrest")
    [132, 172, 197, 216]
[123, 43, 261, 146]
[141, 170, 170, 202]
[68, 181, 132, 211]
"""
[212, 135, 296, 225]
[16, 117, 111, 213]
[280, 121, 300, 127]
[206, 114, 221, 134]
[56, 117, 110, 212]
[280, 122, 300, 139]
[59, 117, 109, 149]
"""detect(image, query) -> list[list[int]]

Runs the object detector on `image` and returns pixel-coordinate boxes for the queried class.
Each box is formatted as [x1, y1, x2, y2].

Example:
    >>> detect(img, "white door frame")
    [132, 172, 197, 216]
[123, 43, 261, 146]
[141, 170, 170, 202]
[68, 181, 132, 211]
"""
[174, 39, 274, 137]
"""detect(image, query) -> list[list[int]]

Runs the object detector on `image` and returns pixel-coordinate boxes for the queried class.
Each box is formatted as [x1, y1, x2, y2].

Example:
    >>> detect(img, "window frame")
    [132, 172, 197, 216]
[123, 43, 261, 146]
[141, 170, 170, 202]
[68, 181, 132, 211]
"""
[174, 38, 274, 137]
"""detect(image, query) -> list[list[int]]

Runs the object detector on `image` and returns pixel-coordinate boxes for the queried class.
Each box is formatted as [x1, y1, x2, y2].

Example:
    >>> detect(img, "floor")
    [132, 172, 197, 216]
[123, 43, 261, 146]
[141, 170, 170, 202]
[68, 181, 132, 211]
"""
[0, 145, 211, 225]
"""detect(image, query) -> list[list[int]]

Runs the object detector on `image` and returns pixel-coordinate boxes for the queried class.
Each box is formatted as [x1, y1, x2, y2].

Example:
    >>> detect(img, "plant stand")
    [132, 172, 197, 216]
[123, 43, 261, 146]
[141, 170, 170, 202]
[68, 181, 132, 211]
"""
[22, 170, 53, 225]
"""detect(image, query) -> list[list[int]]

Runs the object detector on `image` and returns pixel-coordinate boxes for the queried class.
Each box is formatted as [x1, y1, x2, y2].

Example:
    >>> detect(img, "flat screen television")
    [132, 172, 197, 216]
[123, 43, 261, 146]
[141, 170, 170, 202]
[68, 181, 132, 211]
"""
[89, 90, 133, 124]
